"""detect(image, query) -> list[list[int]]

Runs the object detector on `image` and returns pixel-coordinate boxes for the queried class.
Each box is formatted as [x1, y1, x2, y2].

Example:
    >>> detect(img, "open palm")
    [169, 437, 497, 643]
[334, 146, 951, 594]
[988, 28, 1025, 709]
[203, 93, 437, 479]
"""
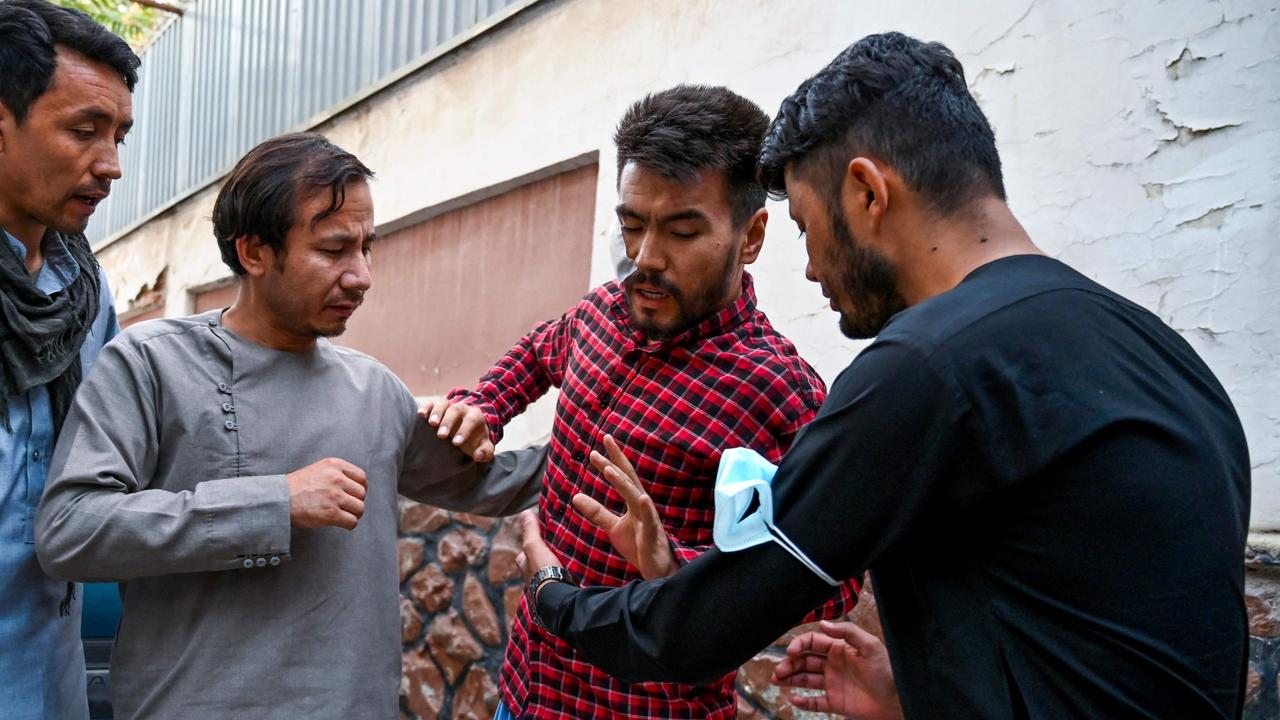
[572, 434, 676, 580]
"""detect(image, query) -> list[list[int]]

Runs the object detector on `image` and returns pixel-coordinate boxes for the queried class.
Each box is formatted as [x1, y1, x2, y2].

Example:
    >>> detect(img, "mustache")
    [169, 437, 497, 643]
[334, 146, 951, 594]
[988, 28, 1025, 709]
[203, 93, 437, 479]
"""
[623, 271, 682, 301]
[327, 291, 365, 307]
[71, 180, 112, 198]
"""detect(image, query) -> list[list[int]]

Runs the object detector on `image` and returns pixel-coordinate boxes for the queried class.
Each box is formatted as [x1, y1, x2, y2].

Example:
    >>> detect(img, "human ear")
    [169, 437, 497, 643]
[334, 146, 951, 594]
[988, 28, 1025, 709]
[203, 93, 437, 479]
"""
[236, 235, 271, 277]
[739, 207, 768, 265]
[844, 157, 890, 232]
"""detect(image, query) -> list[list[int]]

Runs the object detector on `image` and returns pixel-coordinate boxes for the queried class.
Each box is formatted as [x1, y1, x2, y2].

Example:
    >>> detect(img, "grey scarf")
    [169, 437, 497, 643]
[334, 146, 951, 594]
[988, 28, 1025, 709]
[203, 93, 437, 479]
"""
[0, 229, 100, 618]
[0, 229, 101, 432]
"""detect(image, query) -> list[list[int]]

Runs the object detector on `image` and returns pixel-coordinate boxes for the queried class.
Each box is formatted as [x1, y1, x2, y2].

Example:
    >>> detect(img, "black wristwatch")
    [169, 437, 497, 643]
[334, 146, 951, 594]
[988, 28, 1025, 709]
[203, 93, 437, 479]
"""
[527, 565, 575, 630]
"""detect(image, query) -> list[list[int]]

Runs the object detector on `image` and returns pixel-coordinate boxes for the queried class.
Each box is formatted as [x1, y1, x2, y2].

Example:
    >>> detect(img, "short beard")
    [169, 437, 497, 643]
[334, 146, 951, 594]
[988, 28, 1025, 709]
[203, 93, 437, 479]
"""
[624, 244, 739, 342]
[830, 205, 907, 340]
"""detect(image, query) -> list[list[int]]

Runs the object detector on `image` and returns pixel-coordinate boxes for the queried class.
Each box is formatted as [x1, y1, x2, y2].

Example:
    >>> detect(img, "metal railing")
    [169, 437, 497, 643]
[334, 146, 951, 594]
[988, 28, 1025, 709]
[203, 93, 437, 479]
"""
[89, 0, 528, 247]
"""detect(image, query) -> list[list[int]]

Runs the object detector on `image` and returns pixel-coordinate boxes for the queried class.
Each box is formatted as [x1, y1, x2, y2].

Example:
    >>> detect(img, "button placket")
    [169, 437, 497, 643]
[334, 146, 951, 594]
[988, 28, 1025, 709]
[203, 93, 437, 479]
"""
[218, 382, 238, 431]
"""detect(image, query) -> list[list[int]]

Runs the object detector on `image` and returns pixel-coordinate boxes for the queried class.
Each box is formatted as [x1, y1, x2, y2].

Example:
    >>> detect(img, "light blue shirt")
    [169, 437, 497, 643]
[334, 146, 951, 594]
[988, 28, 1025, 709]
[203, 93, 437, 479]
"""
[0, 230, 117, 720]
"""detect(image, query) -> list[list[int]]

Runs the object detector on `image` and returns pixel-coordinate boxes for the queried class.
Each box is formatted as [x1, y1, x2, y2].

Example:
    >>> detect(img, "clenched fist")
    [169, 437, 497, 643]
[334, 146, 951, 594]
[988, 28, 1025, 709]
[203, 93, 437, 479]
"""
[286, 457, 368, 530]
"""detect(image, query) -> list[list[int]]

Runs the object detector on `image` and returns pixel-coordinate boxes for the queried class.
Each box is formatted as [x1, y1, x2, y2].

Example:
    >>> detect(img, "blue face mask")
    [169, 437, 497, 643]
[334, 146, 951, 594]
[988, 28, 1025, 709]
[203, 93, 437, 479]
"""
[712, 448, 839, 586]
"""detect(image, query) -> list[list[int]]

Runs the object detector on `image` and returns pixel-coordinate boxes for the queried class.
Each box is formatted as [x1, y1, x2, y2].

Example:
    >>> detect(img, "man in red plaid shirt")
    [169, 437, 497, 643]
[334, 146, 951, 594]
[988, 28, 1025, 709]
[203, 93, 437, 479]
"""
[447, 85, 859, 719]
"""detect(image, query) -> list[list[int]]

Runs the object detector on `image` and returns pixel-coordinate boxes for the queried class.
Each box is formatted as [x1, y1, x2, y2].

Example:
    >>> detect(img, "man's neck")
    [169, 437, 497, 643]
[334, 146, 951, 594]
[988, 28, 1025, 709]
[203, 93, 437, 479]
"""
[894, 198, 1042, 306]
[221, 298, 317, 353]
[0, 207, 48, 274]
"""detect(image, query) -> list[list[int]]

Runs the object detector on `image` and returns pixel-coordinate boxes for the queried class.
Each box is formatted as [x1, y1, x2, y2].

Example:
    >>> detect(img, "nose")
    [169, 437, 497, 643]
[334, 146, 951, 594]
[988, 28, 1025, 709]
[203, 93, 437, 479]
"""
[94, 142, 122, 182]
[804, 260, 818, 284]
[632, 231, 667, 275]
[340, 252, 372, 293]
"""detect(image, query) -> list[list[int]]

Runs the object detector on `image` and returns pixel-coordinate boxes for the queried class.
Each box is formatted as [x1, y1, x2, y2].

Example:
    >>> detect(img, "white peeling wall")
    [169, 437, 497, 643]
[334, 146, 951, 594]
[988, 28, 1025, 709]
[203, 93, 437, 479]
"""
[100, 0, 1279, 525]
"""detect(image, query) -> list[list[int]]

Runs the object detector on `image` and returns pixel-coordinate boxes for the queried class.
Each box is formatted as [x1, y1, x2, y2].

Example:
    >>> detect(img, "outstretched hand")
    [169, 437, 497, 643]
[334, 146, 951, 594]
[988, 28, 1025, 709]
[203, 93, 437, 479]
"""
[572, 434, 676, 580]
[772, 620, 903, 720]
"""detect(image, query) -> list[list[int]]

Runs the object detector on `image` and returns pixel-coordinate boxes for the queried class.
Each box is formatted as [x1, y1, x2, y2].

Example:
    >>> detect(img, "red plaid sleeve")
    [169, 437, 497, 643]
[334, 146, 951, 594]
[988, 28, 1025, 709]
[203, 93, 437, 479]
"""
[447, 309, 575, 443]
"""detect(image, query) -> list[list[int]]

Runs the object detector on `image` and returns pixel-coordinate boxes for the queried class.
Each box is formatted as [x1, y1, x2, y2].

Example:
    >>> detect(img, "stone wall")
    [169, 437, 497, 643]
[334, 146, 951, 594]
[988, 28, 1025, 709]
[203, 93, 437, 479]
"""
[1245, 547, 1280, 719]
[395, 499, 883, 719]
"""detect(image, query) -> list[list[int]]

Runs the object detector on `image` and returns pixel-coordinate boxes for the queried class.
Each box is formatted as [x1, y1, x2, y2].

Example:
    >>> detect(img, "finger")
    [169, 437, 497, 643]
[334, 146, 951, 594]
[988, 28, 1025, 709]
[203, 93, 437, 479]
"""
[331, 509, 359, 531]
[787, 693, 832, 714]
[772, 653, 825, 682]
[602, 434, 641, 485]
[638, 495, 664, 533]
[821, 620, 881, 655]
[342, 477, 367, 501]
[786, 631, 837, 658]
[571, 492, 620, 532]
[473, 439, 495, 463]
[517, 509, 541, 545]
[437, 404, 466, 439]
[516, 551, 528, 576]
[452, 410, 489, 450]
[602, 463, 649, 511]
[332, 458, 368, 486]
[775, 670, 828, 690]
[417, 397, 450, 426]
[337, 493, 365, 519]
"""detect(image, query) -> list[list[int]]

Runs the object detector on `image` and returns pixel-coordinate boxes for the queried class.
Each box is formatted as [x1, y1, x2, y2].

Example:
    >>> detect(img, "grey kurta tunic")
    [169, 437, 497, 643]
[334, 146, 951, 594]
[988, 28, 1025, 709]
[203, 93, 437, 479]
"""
[35, 311, 542, 719]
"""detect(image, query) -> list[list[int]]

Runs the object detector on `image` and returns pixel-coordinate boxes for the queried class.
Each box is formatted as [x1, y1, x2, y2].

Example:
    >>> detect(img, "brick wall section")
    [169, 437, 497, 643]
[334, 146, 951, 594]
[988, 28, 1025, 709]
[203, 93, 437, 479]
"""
[397, 498, 880, 719]
[1245, 553, 1280, 719]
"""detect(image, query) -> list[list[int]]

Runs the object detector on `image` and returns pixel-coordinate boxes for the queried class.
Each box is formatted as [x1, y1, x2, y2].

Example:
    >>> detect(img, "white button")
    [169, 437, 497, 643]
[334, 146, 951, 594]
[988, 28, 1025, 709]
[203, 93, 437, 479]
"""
[269, 556, 281, 566]
[255, 557, 267, 567]
[242, 559, 254, 569]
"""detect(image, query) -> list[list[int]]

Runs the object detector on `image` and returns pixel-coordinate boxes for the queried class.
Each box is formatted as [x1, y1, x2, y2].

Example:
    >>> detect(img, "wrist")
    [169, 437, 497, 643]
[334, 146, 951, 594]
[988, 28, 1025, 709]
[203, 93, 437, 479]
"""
[527, 565, 575, 630]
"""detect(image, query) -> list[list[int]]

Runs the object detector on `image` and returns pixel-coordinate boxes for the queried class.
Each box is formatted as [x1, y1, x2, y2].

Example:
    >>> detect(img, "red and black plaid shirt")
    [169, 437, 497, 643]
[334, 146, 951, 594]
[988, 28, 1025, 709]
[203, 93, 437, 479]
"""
[450, 274, 859, 719]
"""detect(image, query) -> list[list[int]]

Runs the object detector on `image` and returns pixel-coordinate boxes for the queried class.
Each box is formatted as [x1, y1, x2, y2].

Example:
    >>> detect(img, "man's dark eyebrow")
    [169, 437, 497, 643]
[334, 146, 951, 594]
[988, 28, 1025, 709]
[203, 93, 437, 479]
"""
[616, 204, 643, 221]
[659, 209, 710, 224]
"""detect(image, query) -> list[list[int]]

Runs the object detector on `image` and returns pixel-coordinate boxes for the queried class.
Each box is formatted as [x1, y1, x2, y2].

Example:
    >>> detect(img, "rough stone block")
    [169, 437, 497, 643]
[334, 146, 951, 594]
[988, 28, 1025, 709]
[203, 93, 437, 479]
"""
[427, 611, 484, 684]
[439, 529, 488, 573]
[401, 649, 444, 720]
[399, 538, 425, 584]
[410, 564, 455, 614]
[464, 574, 503, 646]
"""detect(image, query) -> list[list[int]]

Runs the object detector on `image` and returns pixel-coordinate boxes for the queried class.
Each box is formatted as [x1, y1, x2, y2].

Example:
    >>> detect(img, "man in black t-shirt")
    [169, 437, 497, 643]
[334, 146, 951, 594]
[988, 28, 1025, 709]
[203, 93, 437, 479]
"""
[514, 32, 1251, 720]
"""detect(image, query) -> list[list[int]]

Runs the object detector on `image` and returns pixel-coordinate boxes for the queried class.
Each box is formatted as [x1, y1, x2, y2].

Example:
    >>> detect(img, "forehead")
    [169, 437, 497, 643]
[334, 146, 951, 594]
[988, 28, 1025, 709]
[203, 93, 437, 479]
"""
[39, 47, 133, 120]
[783, 166, 823, 218]
[617, 163, 731, 216]
[295, 179, 374, 232]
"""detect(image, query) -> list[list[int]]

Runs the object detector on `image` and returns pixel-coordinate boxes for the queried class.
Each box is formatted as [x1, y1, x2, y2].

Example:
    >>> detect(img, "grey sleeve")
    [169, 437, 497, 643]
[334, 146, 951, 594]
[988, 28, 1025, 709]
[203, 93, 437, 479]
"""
[397, 413, 546, 516]
[35, 341, 291, 583]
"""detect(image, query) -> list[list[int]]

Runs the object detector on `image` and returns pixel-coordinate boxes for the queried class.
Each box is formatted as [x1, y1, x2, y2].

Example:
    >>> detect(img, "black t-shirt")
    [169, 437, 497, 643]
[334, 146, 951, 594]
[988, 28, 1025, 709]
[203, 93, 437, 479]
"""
[542, 255, 1250, 719]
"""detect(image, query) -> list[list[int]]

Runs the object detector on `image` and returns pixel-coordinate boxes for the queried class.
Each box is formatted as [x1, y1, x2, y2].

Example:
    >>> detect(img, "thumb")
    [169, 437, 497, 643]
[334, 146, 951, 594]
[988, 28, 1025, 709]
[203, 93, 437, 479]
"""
[572, 492, 620, 532]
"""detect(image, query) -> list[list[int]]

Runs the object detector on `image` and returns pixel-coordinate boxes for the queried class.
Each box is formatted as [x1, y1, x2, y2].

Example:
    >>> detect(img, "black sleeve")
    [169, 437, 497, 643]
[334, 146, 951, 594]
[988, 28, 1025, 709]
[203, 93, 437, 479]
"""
[538, 339, 968, 683]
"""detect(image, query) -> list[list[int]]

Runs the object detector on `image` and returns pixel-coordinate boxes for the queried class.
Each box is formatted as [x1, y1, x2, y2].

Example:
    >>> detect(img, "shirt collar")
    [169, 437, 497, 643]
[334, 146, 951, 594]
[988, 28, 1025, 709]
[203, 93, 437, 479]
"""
[2, 227, 81, 293]
[610, 271, 757, 351]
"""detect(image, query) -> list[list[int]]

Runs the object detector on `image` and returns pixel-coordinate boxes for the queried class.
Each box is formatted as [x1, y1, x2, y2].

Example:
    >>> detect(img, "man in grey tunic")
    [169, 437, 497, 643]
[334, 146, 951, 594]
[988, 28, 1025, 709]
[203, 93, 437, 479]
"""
[35, 133, 541, 718]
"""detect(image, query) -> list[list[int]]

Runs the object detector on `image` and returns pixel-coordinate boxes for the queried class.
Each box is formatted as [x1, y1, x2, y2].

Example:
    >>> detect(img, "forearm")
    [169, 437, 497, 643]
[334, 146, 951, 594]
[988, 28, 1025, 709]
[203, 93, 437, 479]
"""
[36, 474, 291, 582]
[540, 542, 838, 685]
[399, 423, 546, 515]
[447, 319, 567, 441]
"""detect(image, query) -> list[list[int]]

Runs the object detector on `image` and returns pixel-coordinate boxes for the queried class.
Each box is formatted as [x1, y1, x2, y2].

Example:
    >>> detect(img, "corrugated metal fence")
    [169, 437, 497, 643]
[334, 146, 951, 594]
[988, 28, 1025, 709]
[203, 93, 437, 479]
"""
[89, 0, 525, 245]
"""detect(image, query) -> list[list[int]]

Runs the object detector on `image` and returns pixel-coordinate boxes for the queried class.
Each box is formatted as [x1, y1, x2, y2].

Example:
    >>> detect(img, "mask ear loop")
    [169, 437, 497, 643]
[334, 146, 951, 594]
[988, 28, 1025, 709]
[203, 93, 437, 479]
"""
[766, 524, 840, 587]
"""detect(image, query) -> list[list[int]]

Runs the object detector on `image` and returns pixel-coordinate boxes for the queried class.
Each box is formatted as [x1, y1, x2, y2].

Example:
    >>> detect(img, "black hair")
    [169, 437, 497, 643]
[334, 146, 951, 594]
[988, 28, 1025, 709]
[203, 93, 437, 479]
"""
[759, 32, 1005, 215]
[0, 0, 140, 123]
[615, 84, 769, 228]
[212, 132, 375, 276]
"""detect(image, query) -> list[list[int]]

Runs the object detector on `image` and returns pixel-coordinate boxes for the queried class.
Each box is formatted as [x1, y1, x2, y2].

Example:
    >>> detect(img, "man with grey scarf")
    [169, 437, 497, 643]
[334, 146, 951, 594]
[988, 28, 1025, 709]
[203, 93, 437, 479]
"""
[0, 1, 138, 718]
